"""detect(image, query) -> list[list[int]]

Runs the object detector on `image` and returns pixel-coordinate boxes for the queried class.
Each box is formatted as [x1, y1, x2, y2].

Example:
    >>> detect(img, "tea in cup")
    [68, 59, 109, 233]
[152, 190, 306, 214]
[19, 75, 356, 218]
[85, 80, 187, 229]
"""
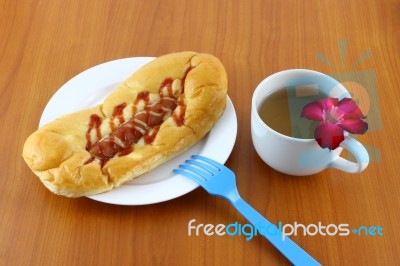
[251, 69, 369, 176]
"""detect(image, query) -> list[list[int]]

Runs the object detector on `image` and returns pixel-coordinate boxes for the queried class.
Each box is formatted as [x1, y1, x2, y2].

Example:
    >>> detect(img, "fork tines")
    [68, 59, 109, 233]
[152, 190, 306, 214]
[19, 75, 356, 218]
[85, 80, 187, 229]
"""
[173, 155, 221, 182]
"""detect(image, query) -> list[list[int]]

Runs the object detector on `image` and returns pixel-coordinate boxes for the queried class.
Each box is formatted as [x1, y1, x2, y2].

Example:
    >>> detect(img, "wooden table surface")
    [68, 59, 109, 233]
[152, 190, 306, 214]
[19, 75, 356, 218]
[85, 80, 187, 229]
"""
[1, 0, 399, 265]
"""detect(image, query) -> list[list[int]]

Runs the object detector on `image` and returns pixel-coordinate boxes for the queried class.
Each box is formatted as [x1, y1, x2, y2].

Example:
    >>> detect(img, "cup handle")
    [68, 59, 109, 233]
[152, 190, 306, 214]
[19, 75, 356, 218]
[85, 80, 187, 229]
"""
[329, 136, 369, 173]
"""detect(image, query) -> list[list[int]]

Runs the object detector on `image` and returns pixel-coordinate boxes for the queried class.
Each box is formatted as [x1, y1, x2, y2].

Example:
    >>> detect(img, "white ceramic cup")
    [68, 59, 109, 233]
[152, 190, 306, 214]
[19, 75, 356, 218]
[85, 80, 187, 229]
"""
[251, 69, 369, 176]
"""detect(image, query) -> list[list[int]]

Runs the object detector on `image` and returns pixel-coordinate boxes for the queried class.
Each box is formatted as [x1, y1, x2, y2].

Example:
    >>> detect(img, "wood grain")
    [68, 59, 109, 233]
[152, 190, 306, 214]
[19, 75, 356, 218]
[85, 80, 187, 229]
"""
[1, 0, 399, 265]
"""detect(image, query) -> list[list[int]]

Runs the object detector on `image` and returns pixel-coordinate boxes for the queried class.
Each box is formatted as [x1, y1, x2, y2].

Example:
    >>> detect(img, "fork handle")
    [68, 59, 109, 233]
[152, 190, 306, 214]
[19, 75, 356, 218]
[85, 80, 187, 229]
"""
[232, 198, 321, 266]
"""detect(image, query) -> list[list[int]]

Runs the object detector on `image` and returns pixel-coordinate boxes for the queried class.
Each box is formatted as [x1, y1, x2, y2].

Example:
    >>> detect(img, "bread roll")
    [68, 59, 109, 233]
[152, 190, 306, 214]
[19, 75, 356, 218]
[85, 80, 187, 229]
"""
[22, 52, 228, 197]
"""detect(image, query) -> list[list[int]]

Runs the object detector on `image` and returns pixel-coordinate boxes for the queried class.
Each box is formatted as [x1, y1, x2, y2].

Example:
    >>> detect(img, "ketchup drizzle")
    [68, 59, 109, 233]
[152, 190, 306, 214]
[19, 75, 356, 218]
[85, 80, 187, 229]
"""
[144, 126, 160, 145]
[173, 95, 186, 127]
[160, 78, 174, 96]
[84, 65, 192, 166]
[131, 91, 150, 115]
[171, 66, 191, 125]
[84, 156, 95, 165]
[85, 114, 102, 150]
[117, 147, 133, 157]
[110, 103, 126, 130]
[137, 91, 150, 102]
[181, 65, 193, 92]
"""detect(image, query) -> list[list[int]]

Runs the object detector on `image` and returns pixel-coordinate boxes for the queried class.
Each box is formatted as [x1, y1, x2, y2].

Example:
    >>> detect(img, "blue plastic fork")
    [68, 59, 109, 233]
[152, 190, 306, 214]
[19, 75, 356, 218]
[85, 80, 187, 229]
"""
[173, 155, 320, 266]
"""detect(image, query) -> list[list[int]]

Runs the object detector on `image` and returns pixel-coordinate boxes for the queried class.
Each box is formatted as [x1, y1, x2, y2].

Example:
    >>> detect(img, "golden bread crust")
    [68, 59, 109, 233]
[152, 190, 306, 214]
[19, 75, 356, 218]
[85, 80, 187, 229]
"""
[22, 52, 228, 197]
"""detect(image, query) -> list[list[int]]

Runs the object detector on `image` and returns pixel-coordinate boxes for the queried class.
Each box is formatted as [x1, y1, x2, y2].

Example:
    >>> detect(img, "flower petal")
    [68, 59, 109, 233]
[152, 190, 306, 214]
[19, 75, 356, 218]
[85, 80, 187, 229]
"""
[338, 98, 366, 119]
[319, 98, 339, 111]
[314, 122, 345, 150]
[301, 102, 324, 121]
[338, 119, 368, 134]
[301, 98, 339, 121]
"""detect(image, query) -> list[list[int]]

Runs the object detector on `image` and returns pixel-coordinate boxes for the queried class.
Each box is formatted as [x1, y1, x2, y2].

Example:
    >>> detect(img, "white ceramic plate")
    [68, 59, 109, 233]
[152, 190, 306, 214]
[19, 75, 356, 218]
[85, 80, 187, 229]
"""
[39, 57, 237, 205]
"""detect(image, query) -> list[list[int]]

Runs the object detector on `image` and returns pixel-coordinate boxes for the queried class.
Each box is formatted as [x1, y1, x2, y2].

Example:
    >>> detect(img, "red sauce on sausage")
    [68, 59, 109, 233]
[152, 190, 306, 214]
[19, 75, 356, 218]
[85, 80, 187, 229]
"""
[85, 65, 192, 166]
[144, 126, 160, 144]
[86, 97, 177, 165]
[117, 147, 133, 157]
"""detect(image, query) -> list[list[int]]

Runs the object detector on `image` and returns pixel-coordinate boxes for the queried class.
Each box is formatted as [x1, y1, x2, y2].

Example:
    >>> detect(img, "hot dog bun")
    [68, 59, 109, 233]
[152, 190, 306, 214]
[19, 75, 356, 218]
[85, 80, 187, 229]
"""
[22, 52, 228, 197]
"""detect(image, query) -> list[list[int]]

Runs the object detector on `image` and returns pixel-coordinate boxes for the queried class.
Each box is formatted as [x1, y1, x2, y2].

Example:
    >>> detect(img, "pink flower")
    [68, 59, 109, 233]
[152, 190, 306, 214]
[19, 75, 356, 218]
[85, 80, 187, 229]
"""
[301, 97, 368, 150]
